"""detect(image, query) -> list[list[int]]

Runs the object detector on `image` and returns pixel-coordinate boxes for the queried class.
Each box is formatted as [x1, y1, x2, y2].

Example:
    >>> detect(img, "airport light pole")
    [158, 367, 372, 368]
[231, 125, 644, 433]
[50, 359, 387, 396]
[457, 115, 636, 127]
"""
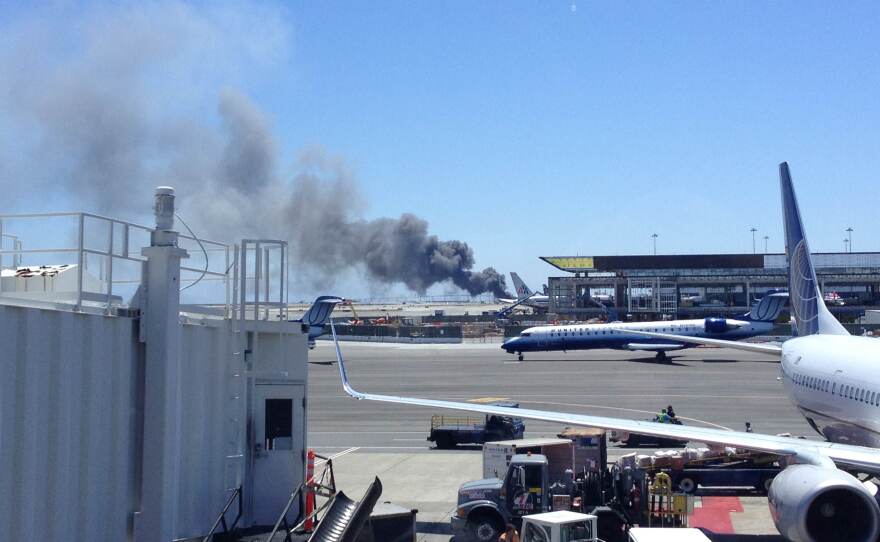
[763, 235, 769, 254]
[651, 233, 658, 256]
[750, 227, 757, 254]
[846, 227, 853, 253]
[845, 238, 850, 253]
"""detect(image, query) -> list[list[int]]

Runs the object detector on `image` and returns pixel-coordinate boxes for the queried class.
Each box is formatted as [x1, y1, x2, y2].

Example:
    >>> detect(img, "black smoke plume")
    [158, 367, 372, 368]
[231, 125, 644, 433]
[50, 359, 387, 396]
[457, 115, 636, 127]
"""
[0, 2, 509, 298]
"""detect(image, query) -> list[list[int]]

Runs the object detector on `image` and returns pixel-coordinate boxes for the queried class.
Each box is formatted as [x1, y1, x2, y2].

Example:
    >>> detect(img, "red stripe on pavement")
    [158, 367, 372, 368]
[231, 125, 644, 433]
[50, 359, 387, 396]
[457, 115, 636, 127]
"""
[689, 497, 743, 534]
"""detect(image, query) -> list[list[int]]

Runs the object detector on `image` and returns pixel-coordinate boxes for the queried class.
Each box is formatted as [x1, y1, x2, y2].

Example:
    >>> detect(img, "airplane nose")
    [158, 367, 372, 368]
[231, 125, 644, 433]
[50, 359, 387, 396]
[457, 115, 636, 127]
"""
[501, 337, 519, 352]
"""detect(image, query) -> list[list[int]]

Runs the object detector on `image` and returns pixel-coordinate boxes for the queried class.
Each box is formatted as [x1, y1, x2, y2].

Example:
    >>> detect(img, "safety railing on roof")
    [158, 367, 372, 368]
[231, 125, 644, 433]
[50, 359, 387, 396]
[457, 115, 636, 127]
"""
[0, 212, 232, 315]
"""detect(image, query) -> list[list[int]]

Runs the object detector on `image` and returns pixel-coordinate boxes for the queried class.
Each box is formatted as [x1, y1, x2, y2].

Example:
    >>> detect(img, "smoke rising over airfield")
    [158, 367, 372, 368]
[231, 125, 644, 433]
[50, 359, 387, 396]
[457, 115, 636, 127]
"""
[0, 2, 509, 297]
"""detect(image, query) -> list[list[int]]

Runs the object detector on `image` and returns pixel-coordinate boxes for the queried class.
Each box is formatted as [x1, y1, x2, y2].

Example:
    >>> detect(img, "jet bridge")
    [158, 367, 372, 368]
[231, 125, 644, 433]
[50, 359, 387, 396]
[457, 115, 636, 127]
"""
[0, 189, 309, 541]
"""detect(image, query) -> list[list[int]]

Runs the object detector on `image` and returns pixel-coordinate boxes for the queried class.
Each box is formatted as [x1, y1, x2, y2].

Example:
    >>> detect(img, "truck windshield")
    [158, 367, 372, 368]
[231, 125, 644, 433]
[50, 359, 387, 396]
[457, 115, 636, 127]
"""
[560, 521, 592, 542]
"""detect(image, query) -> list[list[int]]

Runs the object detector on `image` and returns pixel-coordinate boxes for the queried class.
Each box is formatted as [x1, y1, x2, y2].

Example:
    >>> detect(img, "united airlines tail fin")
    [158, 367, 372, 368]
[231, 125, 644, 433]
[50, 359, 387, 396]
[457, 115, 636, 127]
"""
[510, 272, 533, 299]
[744, 291, 788, 322]
[298, 296, 343, 327]
[780, 162, 848, 336]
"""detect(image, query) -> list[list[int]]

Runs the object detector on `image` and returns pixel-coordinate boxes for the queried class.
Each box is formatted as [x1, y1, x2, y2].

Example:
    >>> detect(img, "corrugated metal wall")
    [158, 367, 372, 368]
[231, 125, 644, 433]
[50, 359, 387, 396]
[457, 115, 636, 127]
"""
[1, 304, 305, 540]
[176, 320, 239, 538]
[0, 304, 140, 541]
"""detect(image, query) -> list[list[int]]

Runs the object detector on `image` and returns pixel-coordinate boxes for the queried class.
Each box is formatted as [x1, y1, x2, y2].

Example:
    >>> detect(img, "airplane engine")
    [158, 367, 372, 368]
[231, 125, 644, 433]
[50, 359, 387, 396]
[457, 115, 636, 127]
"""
[704, 317, 733, 333]
[768, 465, 880, 542]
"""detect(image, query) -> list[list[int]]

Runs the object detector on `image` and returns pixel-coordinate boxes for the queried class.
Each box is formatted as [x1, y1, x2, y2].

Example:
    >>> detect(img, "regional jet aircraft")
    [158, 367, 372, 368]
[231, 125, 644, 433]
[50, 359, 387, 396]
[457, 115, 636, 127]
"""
[290, 295, 342, 348]
[501, 292, 786, 361]
[331, 163, 880, 542]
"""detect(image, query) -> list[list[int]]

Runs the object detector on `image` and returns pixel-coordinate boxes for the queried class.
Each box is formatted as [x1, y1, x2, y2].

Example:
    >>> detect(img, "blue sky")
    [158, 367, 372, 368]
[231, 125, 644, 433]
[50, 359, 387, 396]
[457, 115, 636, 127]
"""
[2, 1, 879, 296]
[273, 2, 880, 287]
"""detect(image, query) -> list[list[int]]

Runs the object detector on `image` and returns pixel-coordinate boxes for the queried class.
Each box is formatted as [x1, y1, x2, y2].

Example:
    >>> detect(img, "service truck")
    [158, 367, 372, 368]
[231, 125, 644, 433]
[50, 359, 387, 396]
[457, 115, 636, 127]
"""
[427, 401, 524, 448]
[452, 431, 620, 542]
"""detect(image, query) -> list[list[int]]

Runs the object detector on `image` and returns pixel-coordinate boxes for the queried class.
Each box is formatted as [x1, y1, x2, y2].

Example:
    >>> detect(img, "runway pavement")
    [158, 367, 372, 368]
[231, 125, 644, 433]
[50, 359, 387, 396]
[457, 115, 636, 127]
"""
[307, 341, 813, 452]
[305, 342, 797, 541]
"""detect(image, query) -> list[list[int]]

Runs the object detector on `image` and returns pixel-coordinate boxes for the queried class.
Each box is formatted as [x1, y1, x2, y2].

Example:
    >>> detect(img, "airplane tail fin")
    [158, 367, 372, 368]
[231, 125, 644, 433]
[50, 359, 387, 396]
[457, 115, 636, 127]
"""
[745, 291, 788, 322]
[299, 296, 343, 326]
[510, 272, 533, 299]
[780, 163, 848, 336]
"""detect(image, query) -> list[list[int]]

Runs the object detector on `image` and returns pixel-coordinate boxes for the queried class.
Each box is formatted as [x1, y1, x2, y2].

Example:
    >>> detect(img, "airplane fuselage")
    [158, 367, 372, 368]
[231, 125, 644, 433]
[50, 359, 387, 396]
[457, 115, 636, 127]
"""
[780, 334, 880, 448]
[499, 295, 550, 310]
[502, 318, 775, 354]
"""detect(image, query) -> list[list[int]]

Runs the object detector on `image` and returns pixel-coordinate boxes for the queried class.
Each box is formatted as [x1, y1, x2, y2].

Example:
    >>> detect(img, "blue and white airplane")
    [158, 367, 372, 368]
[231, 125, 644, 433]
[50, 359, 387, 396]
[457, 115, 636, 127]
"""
[501, 292, 786, 361]
[330, 163, 880, 542]
[290, 295, 343, 348]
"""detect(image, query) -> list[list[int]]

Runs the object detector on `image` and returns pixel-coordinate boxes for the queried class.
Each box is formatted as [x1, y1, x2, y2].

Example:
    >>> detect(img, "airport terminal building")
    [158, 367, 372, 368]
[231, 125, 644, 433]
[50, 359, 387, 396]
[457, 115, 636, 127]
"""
[542, 253, 880, 320]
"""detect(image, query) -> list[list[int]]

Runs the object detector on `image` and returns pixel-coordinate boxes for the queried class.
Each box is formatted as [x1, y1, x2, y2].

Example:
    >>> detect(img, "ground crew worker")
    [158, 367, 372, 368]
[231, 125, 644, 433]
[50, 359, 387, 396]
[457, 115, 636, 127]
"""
[745, 421, 753, 433]
[657, 409, 670, 423]
[499, 523, 520, 542]
[666, 405, 676, 419]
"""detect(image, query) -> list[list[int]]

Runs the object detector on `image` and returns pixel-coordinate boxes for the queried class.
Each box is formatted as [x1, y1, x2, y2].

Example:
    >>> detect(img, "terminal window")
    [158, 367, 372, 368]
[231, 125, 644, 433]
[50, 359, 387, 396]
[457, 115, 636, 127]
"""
[265, 398, 293, 451]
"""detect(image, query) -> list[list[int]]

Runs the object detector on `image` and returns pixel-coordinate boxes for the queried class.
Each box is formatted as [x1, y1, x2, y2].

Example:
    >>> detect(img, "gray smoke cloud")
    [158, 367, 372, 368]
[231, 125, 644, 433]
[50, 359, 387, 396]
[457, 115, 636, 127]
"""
[0, 2, 510, 298]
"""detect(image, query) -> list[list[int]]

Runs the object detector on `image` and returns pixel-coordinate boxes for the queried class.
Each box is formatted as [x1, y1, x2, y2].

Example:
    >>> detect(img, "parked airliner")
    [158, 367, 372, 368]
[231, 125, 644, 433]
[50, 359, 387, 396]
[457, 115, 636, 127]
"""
[497, 272, 549, 310]
[501, 292, 786, 361]
[331, 163, 880, 542]
[289, 295, 342, 348]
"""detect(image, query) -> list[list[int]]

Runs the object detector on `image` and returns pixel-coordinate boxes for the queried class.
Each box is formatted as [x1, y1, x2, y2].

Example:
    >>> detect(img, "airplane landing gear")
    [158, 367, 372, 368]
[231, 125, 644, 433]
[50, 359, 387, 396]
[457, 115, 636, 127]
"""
[518, 353, 524, 361]
[655, 351, 670, 363]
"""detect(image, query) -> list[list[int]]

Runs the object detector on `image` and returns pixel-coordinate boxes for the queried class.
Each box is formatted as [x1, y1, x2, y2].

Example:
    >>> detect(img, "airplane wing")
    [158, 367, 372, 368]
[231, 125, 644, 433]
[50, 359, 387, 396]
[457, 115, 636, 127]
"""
[497, 298, 518, 304]
[330, 322, 880, 472]
[613, 329, 783, 355]
[623, 343, 685, 352]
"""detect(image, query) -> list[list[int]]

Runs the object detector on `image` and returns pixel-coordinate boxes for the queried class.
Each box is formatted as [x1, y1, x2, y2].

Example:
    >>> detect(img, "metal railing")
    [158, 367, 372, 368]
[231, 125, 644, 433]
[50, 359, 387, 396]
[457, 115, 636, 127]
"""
[263, 452, 337, 542]
[0, 212, 232, 314]
[201, 485, 243, 542]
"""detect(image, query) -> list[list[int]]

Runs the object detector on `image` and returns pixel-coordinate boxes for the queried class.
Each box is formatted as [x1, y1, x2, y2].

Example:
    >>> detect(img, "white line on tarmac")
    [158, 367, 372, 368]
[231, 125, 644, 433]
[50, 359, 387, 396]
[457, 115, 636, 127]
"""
[392, 438, 429, 442]
[314, 446, 361, 466]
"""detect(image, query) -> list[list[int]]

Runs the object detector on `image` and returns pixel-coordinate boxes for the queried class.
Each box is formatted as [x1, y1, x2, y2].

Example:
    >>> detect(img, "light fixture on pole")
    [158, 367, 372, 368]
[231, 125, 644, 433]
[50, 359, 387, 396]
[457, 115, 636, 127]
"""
[750, 227, 757, 254]
[846, 227, 853, 253]
[763, 235, 769, 254]
[651, 233, 658, 256]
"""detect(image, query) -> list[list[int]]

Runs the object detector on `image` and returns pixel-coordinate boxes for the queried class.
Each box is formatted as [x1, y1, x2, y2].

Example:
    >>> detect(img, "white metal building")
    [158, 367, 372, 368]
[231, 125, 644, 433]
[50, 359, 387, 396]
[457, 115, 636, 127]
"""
[0, 189, 308, 541]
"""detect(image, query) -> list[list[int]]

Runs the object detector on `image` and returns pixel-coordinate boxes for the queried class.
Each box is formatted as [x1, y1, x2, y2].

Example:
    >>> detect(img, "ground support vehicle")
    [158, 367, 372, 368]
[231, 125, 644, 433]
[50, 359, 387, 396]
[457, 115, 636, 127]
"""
[655, 451, 782, 494]
[427, 401, 524, 448]
[452, 431, 625, 542]
[609, 418, 684, 448]
[519, 511, 599, 542]
[483, 438, 575, 480]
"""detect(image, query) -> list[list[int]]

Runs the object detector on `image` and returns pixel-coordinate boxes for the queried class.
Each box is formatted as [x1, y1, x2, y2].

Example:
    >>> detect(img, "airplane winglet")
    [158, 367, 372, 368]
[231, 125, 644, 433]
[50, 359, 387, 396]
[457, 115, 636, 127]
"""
[330, 320, 365, 399]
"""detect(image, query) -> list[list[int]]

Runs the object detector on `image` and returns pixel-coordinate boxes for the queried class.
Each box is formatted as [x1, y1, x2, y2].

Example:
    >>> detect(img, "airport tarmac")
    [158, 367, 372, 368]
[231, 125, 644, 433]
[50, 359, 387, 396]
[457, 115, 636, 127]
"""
[307, 342, 801, 541]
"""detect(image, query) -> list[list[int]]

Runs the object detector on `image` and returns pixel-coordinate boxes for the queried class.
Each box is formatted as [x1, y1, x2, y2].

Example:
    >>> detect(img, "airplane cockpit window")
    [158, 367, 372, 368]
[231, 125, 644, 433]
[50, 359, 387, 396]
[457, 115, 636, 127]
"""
[522, 333, 531, 337]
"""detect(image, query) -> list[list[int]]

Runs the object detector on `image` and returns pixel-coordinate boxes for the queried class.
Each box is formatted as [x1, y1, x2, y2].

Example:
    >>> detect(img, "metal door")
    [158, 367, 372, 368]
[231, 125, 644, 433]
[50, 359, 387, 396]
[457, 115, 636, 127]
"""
[252, 383, 305, 525]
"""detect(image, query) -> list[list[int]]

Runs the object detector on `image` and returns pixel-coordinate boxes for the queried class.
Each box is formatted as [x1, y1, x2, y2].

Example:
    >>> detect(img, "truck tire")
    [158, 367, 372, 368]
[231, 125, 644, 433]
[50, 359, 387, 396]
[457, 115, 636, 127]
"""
[678, 476, 697, 494]
[467, 512, 502, 542]
[435, 434, 454, 449]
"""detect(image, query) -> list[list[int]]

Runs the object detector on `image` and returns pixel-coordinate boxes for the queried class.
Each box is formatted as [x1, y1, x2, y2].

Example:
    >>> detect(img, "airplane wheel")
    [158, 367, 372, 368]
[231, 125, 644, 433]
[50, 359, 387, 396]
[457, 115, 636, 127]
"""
[518, 353, 524, 361]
